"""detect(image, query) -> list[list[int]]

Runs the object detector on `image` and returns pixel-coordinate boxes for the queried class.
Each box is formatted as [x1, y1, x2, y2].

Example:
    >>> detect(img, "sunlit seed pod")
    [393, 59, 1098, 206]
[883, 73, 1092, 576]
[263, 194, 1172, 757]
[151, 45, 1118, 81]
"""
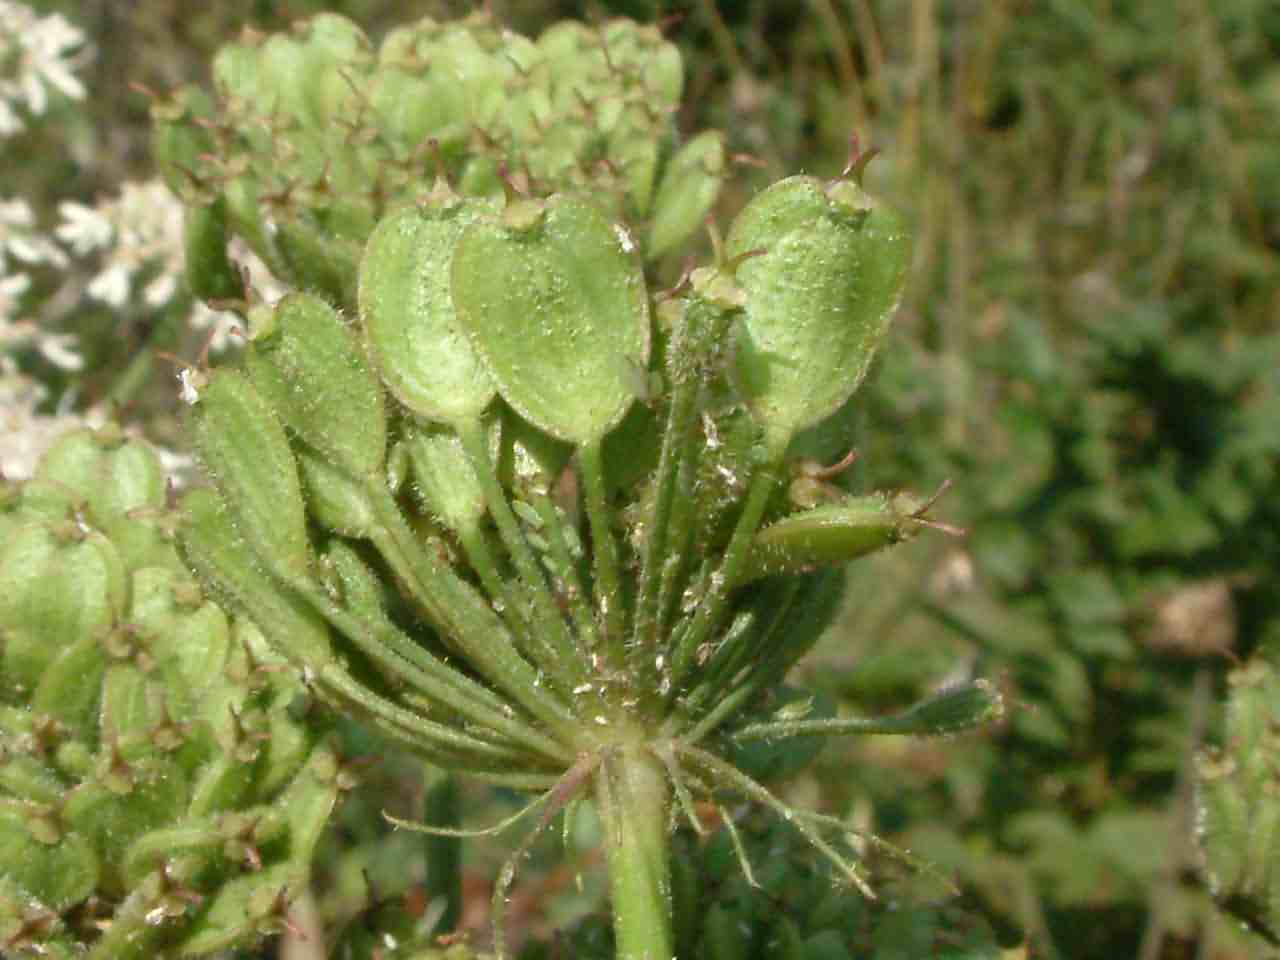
[405, 426, 489, 534]
[726, 173, 911, 457]
[211, 34, 264, 109]
[735, 491, 942, 586]
[0, 807, 99, 909]
[450, 195, 650, 446]
[0, 430, 342, 959]
[358, 196, 499, 426]
[191, 371, 311, 584]
[295, 446, 379, 538]
[647, 131, 726, 260]
[0, 525, 125, 697]
[179, 486, 331, 670]
[245, 292, 386, 478]
[272, 211, 363, 311]
[292, 14, 374, 124]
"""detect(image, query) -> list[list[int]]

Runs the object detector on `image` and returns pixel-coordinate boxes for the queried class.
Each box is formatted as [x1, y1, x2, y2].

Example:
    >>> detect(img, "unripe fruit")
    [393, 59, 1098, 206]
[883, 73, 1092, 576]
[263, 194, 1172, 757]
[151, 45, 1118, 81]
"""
[0, 430, 338, 958]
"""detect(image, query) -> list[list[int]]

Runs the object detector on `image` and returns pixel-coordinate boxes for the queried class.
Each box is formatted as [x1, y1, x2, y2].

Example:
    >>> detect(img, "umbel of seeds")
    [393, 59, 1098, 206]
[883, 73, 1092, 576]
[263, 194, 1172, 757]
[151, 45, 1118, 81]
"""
[160, 11, 1001, 959]
[0, 428, 346, 958]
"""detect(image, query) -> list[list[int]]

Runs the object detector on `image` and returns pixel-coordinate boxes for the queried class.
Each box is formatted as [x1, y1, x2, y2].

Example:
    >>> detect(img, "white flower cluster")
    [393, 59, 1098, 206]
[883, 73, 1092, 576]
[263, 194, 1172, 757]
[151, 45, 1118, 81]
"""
[57, 179, 186, 309]
[56, 179, 283, 353]
[0, 196, 79, 371]
[0, 0, 89, 138]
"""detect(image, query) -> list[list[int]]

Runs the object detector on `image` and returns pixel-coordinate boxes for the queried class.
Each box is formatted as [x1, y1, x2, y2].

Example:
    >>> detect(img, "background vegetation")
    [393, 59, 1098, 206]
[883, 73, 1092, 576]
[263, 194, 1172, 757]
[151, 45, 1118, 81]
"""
[4, 0, 1278, 956]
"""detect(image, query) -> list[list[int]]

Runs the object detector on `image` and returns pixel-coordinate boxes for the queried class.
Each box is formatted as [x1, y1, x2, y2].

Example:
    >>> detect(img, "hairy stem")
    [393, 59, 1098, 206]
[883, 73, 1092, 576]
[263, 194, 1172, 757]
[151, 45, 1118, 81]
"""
[595, 747, 674, 960]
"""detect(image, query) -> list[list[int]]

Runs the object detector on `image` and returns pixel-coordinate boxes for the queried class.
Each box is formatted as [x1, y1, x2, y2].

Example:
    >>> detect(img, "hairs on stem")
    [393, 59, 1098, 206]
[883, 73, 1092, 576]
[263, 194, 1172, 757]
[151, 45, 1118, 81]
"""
[674, 742, 875, 898]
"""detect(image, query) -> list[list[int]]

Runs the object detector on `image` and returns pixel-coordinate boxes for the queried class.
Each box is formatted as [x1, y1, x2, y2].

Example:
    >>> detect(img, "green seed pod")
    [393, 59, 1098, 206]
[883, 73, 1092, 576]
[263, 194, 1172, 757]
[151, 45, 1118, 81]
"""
[359, 196, 499, 426]
[212, 32, 264, 108]
[151, 85, 217, 203]
[179, 487, 331, 669]
[0, 806, 99, 909]
[254, 32, 312, 124]
[647, 131, 726, 260]
[296, 446, 379, 538]
[273, 211, 364, 311]
[191, 370, 311, 584]
[726, 174, 911, 457]
[1197, 651, 1280, 944]
[213, 167, 285, 279]
[0, 524, 125, 697]
[607, 107, 662, 219]
[127, 566, 231, 711]
[30, 428, 174, 571]
[735, 491, 939, 586]
[245, 293, 386, 479]
[63, 761, 190, 895]
[30, 634, 107, 743]
[0, 432, 336, 958]
[370, 61, 468, 155]
[405, 426, 488, 534]
[184, 198, 243, 305]
[293, 14, 374, 125]
[451, 196, 650, 446]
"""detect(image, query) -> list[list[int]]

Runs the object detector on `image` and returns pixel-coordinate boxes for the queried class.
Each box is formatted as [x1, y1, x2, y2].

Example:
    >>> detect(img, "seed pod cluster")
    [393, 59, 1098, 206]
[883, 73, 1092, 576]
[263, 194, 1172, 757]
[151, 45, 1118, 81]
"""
[0, 429, 342, 958]
[165, 12, 1001, 958]
[153, 12, 726, 314]
[1196, 648, 1280, 946]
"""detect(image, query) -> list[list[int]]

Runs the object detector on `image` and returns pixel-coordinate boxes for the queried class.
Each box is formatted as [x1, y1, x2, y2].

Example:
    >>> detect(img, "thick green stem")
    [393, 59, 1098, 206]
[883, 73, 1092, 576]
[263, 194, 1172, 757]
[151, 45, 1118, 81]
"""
[595, 747, 674, 960]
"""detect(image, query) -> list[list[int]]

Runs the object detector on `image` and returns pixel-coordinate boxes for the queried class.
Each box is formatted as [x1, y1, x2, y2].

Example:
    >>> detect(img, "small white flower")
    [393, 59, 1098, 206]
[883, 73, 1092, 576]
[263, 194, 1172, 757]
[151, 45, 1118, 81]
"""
[0, 2, 89, 138]
[188, 300, 244, 354]
[0, 197, 66, 271]
[0, 271, 30, 318]
[36, 331, 81, 371]
[55, 201, 113, 254]
[186, 239, 281, 354]
[0, 100, 19, 136]
[62, 180, 186, 311]
[0, 388, 101, 480]
[143, 272, 177, 307]
[87, 261, 131, 308]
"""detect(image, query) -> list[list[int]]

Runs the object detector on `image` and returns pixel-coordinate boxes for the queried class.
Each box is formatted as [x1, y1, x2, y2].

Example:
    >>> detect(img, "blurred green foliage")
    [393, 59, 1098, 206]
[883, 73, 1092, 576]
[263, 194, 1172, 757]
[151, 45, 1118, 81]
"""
[8, 0, 1279, 956]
